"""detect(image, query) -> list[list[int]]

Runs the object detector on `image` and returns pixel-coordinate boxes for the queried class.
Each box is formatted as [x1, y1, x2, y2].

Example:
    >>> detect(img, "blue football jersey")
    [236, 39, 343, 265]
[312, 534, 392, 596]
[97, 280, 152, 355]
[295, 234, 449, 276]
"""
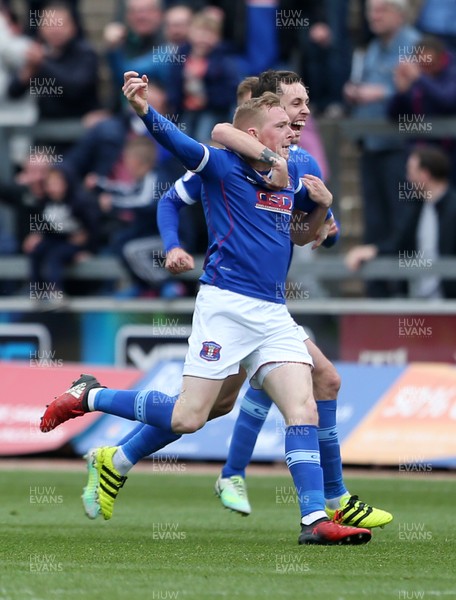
[188, 145, 315, 304]
[174, 145, 322, 207]
[142, 106, 327, 302]
[289, 144, 322, 179]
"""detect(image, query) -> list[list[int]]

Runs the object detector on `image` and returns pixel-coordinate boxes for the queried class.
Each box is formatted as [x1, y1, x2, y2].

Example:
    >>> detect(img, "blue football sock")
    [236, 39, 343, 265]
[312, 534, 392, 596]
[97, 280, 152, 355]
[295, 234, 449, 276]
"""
[94, 389, 177, 431]
[121, 425, 181, 465]
[285, 424, 325, 517]
[317, 400, 348, 500]
[221, 387, 271, 479]
[116, 423, 146, 446]
[115, 422, 181, 463]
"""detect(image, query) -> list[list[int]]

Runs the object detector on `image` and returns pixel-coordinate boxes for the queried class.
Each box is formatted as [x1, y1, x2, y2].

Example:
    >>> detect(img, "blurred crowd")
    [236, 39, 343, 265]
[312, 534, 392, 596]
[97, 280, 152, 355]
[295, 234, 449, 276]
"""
[0, 0, 455, 300]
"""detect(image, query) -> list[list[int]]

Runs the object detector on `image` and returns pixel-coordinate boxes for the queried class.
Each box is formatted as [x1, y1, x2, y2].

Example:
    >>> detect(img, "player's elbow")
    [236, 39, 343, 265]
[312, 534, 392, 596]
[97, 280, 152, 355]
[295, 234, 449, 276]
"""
[290, 232, 308, 246]
[211, 123, 233, 146]
[291, 238, 307, 247]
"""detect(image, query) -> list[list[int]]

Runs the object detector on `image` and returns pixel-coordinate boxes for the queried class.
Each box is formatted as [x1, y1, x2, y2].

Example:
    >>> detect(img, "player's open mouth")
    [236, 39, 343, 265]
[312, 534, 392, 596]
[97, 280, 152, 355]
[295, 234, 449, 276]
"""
[291, 120, 306, 132]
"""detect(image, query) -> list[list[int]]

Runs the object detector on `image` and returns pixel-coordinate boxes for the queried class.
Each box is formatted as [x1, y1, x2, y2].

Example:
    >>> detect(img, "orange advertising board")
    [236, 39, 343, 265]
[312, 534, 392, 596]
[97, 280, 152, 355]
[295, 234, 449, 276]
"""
[342, 364, 456, 465]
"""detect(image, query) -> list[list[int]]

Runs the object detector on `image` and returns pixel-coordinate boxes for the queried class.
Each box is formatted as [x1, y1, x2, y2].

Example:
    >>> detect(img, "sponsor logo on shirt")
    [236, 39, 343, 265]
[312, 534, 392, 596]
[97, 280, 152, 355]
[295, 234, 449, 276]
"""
[255, 191, 293, 214]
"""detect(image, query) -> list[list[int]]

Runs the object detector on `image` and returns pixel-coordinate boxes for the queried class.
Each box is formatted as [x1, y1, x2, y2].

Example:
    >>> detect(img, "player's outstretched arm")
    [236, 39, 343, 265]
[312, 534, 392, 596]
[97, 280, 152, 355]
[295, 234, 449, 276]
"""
[212, 123, 288, 190]
[123, 71, 206, 172]
[157, 183, 195, 275]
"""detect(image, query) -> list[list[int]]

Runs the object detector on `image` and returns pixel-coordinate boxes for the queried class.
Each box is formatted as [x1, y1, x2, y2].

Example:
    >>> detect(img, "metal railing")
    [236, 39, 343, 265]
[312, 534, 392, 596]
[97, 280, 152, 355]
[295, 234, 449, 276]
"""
[1, 254, 455, 282]
[1, 113, 456, 190]
[318, 115, 456, 203]
[0, 295, 455, 314]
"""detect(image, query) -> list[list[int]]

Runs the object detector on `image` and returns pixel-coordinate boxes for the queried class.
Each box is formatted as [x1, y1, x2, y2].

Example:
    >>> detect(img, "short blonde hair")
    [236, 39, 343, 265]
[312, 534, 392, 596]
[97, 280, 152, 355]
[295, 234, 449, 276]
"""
[233, 92, 283, 131]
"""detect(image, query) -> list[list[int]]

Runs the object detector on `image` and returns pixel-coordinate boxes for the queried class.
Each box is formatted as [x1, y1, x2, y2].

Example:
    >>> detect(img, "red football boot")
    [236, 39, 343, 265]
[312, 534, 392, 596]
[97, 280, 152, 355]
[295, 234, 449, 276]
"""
[40, 374, 104, 432]
[298, 518, 372, 545]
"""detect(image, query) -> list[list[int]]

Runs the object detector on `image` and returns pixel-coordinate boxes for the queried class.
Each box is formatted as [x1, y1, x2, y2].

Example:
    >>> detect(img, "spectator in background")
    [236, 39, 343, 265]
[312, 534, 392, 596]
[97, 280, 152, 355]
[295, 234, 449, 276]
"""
[87, 137, 185, 298]
[7, 1, 99, 150]
[164, 1, 281, 79]
[390, 36, 456, 116]
[8, 0, 99, 118]
[0, 218, 16, 255]
[321, 0, 353, 117]
[388, 35, 456, 183]
[277, 0, 351, 116]
[0, 204, 17, 295]
[23, 165, 99, 299]
[163, 3, 192, 47]
[0, 148, 56, 298]
[232, 0, 279, 77]
[346, 146, 456, 299]
[343, 0, 420, 297]
[24, 0, 84, 38]
[416, 0, 456, 54]
[0, 4, 38, 263]
[65, 79, 184, 184]
[0, 158, 18, 296]
[0, 5, 35, 103]
[156, 4, 193, 90]
[278, 0, 328, 65]
[104, 0, 170, 109]
[0, 149, 49, 250]
[167, 10, 239, 141]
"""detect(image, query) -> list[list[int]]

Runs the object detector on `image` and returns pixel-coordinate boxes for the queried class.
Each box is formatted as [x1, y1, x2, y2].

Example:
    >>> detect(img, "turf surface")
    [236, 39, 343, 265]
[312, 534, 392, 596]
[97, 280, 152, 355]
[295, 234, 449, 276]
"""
[1, 468, 455, 600]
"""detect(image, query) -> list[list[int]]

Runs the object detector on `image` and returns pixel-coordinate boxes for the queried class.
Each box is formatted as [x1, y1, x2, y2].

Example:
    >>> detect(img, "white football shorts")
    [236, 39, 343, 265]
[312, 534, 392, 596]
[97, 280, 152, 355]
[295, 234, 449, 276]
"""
[183, 284, 313, 384]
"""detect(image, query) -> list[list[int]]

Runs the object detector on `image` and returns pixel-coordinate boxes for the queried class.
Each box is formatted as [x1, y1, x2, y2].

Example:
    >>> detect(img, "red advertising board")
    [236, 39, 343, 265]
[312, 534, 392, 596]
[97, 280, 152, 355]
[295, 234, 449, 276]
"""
[341, 315, 456, 364]
[0, 362, 141, 455]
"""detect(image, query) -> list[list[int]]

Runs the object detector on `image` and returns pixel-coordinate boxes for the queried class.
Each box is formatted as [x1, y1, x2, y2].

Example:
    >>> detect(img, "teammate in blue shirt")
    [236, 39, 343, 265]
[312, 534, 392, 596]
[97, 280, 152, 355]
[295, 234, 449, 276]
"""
[41, 71, 372, 545]
[159, 70, 392, 530]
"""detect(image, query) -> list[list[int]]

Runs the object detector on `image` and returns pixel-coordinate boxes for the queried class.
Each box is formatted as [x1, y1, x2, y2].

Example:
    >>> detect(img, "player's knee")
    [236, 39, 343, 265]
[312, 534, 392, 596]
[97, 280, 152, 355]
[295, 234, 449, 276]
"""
[305, 398, 319, 425]
[284, 396, 318, 427]
[325, 366, 341, 398]
[313, 362, 341, 400]
[171, 413, 207, 434]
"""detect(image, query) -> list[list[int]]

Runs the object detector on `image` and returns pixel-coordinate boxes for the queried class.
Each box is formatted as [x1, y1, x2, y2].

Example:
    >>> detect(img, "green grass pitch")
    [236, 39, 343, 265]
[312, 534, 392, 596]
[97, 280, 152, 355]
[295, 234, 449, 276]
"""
[1, 467, 455, 600]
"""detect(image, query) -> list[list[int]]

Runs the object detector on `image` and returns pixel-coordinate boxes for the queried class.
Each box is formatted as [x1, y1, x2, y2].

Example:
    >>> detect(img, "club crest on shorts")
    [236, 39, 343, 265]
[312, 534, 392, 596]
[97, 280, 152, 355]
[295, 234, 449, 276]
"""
[200, 341, 222, 361]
